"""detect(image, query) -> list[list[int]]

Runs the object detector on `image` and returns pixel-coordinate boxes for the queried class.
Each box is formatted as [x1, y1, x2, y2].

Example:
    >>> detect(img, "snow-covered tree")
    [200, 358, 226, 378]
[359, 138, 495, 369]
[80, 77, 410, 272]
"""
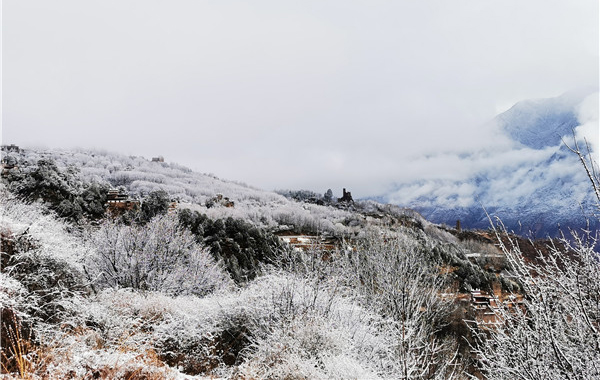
[85, 214, 233, 296]
[471, 140, 600, 379]
[324, 188, 333, 202]
[340, 231, 460, 378]
[280, 227, 462, 378]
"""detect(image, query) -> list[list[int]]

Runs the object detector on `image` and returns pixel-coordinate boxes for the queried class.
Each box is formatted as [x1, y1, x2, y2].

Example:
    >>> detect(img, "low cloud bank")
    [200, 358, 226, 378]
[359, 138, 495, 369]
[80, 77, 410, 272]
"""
[378, 90, 599, 233]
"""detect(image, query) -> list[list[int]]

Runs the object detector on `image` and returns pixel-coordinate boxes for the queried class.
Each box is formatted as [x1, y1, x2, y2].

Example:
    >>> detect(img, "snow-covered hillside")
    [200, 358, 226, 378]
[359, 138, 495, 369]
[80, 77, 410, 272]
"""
[0, 165, 483, 378]
[1, 139, 598, 378]
[1, 147, 425, 238]
[498, 88, 593, 150]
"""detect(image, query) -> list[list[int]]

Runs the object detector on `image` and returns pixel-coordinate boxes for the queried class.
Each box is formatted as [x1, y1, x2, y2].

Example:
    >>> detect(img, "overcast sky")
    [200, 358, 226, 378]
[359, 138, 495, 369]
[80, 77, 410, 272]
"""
[2, 1, 598, 197]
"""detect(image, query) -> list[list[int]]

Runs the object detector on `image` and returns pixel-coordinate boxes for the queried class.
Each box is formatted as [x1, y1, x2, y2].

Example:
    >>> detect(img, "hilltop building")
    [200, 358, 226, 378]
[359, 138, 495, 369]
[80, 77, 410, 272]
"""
[338, 188, 354, 203]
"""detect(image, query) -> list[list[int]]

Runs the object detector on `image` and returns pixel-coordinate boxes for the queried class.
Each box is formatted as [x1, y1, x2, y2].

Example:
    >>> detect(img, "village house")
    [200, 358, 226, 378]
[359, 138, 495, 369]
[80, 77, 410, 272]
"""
[106, 188, 140, 215]
[277, 234, 338, 252]
[206, 193, 235, 208]
[471, 289, 500, 325]
[470, 288, 525, 326]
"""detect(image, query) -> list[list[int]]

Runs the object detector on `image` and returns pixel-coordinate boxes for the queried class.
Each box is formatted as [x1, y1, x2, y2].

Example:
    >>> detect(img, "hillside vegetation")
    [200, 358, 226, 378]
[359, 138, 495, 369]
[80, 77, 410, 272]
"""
[1, 147, 598, 379]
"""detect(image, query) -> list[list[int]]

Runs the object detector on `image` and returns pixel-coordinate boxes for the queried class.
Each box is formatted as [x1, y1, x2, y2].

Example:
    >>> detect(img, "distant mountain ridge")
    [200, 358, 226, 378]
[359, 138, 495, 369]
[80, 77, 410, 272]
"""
[377, 89, 599, 237]
[498, 88, 594, 149]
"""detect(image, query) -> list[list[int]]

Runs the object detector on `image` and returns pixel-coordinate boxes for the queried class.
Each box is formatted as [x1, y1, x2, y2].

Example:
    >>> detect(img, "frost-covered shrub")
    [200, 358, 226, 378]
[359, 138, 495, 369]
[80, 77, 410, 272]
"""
[340, 233, 460, 378]
[0, 193, 90, 325]
[424, 223, 459, 244]
[0, 271, 36, 376]
[86, 214, 233, 296]
[0, 273, 28, 317]
[42, 345, 180, 380]
[3, 246, 88, 325]
[471, 226, 600, 379]
[4, 158, 110, 221]
[0, 186, 93, 268]
[277, 228, 462, 378]
[0, 191, 94, 377]
[0, 236, 87, 377]
[139, 189, 171, 223]
[179, 209, 285, 283]
[89, 273, 403, 378]
[232, 274, 399, 379]
[0, 187, 212, 377]
[276, 188, 324, 202]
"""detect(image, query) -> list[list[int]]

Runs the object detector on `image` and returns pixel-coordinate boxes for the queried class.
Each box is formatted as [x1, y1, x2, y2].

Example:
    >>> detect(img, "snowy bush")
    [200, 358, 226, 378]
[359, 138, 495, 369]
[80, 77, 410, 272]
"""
[273, 227, 464, 378]
[339, 232, 461, 378]
[0, 187, 94, 376]
[470, 142, 600, 379]
[232, 274, 400, 379]
[4, 158, 110, 221]
[470, 226, 600, 379]
[86, 272, 403, 378]
[178, 209, 285, 283]
[85, 214, 233, 296]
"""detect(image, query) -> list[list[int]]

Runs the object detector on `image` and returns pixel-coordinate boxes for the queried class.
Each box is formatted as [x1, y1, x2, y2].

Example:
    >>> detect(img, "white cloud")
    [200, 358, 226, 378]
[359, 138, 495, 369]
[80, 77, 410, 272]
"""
[381, 90, 598, 209]
[575, 92, 600, 157]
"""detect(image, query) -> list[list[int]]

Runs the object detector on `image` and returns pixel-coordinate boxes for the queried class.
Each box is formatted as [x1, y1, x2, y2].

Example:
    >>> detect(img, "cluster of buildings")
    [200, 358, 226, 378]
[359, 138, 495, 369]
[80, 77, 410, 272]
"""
[106, 188, 179, 216]
[106, 189, 140, 215]
[465, 288, 524, 326]
[277, 234, 338, 252]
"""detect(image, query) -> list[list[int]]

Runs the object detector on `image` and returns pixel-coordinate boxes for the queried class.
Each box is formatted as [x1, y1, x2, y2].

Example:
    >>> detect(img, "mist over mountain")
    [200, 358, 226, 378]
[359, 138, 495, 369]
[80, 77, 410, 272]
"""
[377, 89, 599, 237]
